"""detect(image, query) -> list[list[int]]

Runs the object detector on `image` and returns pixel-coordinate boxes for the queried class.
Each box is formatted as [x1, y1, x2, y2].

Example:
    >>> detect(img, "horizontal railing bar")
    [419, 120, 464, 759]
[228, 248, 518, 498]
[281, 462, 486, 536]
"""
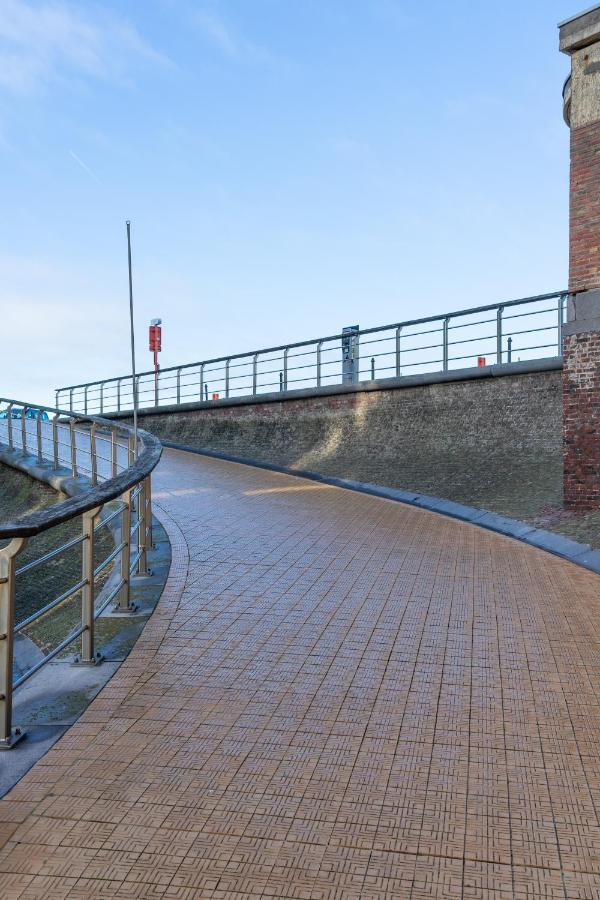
[14, 625, 87, 689]
[447, 344, 557, 364]
[15, 578, 88, 632]
[94, 541, 126, 577]
[94, 505, 124, 532]
[16, 534, 87, 576]
[503, 306, 557, 321]
[130, 516, 144, 536]
[504, 325, 557, 339]
[129, 549, 142, 573]
[94, 579, 126, 618]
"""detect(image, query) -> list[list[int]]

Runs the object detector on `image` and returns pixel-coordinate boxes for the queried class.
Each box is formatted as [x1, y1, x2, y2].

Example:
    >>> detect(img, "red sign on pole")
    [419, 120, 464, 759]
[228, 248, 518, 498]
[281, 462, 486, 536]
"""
[149, 324, 162, 352]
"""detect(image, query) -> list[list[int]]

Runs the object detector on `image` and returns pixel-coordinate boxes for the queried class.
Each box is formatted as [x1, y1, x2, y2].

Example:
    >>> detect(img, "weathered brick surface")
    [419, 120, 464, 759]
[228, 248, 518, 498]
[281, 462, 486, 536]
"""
[137, 371, 562, 518]
[563, 330, 600, 507]
[569, 120, 600, 292]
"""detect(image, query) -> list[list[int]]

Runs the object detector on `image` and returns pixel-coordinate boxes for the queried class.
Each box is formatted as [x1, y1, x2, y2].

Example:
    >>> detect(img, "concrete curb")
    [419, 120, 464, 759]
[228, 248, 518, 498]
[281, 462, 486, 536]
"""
[0, 445, 91, 498]
[162, 441, 600, 577]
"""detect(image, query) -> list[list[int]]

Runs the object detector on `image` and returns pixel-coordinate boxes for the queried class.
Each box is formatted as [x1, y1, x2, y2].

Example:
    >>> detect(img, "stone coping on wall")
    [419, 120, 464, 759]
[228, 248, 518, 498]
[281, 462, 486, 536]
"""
[110, 357, 563, 418]
[162, 441, 600, 578]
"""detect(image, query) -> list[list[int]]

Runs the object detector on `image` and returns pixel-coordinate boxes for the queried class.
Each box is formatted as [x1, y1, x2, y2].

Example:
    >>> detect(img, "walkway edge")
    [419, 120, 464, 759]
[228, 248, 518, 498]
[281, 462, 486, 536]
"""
[162, 441, 600, 577]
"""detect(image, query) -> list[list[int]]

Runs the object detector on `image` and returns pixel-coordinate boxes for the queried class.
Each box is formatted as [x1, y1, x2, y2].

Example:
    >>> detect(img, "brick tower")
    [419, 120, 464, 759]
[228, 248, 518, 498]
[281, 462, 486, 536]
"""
[560, 7, 600, 507]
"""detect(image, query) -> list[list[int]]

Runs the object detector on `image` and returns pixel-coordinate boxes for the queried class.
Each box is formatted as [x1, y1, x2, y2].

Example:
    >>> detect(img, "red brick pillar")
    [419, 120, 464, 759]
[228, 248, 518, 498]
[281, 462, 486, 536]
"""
[560, 8, 600, 508]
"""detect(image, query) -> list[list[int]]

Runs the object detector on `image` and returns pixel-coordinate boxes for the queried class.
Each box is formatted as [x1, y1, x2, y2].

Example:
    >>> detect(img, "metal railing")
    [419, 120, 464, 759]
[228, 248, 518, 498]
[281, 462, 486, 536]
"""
[0, 398, 161, 749]
[56, 291, 568, 415]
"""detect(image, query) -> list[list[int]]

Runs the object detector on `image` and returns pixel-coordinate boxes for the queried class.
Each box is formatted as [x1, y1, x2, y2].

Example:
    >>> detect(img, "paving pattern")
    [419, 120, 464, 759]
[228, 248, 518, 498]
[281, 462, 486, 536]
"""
[2, 448, 600, 898]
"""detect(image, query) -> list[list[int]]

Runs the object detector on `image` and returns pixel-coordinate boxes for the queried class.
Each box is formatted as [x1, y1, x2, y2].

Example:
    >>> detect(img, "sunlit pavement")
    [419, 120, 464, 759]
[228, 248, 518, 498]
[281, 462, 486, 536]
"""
[2, 448, 600, 898]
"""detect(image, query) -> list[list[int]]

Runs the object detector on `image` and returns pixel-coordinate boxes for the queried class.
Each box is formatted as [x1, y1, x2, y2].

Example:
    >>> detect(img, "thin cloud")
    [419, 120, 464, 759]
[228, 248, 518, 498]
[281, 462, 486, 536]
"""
[0, 0, 170, 95]
[195, 10, 239, 58]
[192, 6, 282, 67]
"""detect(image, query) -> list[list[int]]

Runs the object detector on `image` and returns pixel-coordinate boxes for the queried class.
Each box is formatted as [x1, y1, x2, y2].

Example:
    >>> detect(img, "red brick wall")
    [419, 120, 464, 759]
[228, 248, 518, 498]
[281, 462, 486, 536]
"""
[563, 330, 600, 507]
[563, 118, 600, 508]
[569, 121, 600, 292]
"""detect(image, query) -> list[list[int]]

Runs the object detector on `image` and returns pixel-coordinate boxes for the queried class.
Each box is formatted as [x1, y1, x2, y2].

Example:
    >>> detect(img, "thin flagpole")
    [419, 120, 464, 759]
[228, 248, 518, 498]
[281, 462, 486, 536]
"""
[126, 220, 138, 455]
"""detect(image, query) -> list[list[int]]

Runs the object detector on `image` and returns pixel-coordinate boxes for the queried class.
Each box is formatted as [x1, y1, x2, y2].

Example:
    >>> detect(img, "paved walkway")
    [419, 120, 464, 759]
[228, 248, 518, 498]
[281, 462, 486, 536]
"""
[2, 448, 600, 898]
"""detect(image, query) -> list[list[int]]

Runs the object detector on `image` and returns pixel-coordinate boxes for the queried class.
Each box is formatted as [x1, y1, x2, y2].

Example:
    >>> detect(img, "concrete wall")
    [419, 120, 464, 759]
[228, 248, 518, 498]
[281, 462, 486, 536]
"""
[130, 361, 563, 519]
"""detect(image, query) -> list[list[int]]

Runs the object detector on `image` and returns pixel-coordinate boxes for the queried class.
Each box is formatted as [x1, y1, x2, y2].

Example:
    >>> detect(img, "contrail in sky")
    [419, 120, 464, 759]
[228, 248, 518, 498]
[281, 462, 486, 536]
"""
[69, 150, 101, 183]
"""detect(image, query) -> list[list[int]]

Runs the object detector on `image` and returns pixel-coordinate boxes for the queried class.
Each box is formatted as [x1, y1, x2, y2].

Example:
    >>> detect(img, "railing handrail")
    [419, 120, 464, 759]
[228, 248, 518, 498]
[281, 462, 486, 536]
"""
[56, 290, 568, 393]
[0, 398, 161, 539]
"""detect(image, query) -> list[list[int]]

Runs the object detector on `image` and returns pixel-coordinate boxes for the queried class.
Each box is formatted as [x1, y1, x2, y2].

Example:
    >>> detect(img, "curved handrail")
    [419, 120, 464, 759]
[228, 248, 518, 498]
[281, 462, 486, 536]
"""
[0, 395, 163, 748]
[0, 398, 161, 539]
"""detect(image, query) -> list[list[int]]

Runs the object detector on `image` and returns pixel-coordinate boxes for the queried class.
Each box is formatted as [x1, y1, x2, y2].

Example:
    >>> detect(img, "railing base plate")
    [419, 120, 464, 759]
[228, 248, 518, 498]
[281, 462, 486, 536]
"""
[111, 602, 139, 615]
[0, 728, 26, 751]
[72, 653, 104, 667]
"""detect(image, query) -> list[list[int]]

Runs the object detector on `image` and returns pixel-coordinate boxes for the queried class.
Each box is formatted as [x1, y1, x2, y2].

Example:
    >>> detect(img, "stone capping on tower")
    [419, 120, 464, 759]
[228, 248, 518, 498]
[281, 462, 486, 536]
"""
[559, 4, 600, 131]
[559, 4, 600, 54]
[559, 4, 600, 124]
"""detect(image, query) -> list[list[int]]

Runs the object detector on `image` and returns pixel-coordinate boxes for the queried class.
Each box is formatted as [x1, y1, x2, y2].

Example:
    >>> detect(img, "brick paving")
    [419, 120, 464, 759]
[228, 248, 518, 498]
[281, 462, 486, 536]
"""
[2, 448, 600, 898]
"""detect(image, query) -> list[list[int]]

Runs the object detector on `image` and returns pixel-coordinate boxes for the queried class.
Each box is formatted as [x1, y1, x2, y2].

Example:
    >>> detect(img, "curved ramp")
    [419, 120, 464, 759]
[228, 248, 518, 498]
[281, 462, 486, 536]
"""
[1, 447, 600, 898]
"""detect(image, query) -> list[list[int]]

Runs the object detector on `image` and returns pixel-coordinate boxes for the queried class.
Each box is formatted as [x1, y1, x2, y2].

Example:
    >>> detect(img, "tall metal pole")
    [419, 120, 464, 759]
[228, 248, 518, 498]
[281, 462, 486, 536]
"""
[126, 221, 138, 455]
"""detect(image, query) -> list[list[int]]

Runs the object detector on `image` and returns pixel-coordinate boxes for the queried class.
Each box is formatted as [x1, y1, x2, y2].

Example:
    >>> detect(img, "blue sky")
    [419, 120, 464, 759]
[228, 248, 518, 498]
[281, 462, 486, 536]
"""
[0, 0, 575, 404]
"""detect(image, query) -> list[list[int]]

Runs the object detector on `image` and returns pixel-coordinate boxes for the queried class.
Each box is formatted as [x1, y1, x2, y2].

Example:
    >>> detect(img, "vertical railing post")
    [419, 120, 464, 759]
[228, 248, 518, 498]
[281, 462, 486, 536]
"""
[90, 423, 98, 486]
[496, 306, 503, 365]
[7, 405, 13, 449]
[283, 349, 289, 391]
[316, 341, 323, 387]
[136, 481, 150, 576]
[371, 357, 375, 380]
[69, 418, 78, 477]
[200, 364, 205, 402]
[21, 408, 27, 454]
[55, 390, 59, 409]
[252, 354, 258, 396]
[145, 475, 153, 549]
[395, 327, 402, 377]
[78, 507, 102, 665]
[84, 386, 88, 416]
[111, 427, 118, 477]
[116, 489, 133, 612]
[154, 371, 159, 408]
[225, 359, 230, 398]
[442, 317, 450, 372]
[52, 414, 59, 468]
[69, 388, 74, 413]
[176, 368, 181, 405]
[0, 537, 27, 749]
[559, 294, 565, 355]
[99, 382, 104, 415]
[117, 378, 122, 413]
[36, 409, 43, 463]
